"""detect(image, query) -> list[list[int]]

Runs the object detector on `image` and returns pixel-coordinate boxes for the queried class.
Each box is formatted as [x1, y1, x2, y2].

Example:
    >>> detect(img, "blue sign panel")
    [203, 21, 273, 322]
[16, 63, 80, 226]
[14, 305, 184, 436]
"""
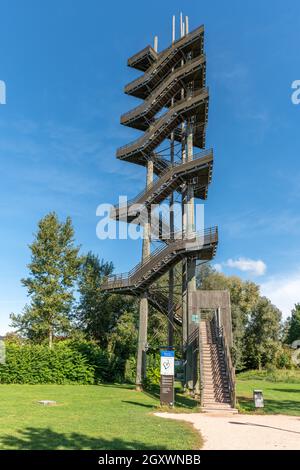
[160, 350, 175, 358]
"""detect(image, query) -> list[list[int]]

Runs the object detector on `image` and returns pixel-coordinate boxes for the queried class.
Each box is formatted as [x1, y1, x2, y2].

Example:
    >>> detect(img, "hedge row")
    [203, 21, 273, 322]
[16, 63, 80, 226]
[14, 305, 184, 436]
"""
[0, 343, 95, 384]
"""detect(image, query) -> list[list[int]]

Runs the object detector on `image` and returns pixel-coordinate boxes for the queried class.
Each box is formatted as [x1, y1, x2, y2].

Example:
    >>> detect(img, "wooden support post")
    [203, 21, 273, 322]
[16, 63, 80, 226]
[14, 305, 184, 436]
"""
[186, 118, 197, 391]
[136, 292, 148, 390]
[136, 158, 153, 390]
[168, 128, 175, 347]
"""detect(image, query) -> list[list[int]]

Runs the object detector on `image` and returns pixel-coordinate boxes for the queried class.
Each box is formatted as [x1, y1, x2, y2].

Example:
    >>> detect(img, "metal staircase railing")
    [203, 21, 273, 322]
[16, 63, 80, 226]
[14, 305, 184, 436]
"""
[114, 148, 212, 211]
[199, 313, 205, 407]
[127, 45, 158, 71]
[122, 54, 206, 126]
[125, 25, 204, 97]
[147, 288, 182, 326]
[212, 315, 236, 408]
[117, 87, 209, 160]
[101, 227, 218, 291]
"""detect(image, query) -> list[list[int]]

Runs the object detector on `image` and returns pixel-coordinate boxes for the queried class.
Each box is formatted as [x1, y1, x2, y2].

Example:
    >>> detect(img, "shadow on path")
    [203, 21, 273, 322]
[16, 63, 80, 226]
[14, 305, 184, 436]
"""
[229, 421, 300, 435]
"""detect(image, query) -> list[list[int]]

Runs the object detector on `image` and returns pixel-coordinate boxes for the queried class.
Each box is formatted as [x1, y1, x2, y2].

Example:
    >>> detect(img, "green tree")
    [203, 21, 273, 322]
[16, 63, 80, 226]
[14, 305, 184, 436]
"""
[11, 213, 81, 347]
[244, 297, 282, 369]
[286, 303, 300, 344]
[76, 252, 137, 348]
[109, 310, 138, 358]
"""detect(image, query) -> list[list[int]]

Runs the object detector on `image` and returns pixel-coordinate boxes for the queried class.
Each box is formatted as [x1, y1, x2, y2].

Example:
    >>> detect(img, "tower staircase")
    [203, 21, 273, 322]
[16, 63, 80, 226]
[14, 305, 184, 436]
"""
[100, 20, 237, 399]
[199, 317, 237, 413]
[101, 227, 218, 294]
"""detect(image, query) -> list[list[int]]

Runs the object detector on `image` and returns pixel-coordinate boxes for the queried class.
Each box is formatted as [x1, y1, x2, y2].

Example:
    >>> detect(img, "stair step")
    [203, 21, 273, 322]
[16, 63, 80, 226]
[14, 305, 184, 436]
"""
[203, 370, 227, 374]
[204, 401, 231, 405]
[204, 387, 229, 391]
[203, 402, 232, 407]
[203, 394, 230, 398]
[202, 406, 238, 414]
[203, 373, 227, 376]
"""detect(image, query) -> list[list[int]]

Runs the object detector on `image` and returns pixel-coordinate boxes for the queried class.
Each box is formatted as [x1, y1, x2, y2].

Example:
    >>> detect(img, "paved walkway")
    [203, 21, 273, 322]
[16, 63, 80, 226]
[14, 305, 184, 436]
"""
[155, 412, 300, 450]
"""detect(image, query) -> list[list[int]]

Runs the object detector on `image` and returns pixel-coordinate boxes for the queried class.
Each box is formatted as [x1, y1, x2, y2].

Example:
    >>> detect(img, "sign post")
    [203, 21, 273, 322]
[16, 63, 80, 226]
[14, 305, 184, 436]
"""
[160, 349, 175, 407]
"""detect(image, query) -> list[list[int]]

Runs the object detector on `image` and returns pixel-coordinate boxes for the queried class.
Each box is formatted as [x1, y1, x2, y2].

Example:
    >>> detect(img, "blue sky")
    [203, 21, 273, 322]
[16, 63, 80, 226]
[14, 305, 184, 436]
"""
[0, 0, 299, 333]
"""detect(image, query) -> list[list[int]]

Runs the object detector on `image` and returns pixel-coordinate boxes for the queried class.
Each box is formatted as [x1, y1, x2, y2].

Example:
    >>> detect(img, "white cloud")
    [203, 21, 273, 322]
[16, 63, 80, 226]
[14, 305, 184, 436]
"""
[213, 263, 223, 272]
[260, 272, 300, 320]
[224, 257, 267, 276]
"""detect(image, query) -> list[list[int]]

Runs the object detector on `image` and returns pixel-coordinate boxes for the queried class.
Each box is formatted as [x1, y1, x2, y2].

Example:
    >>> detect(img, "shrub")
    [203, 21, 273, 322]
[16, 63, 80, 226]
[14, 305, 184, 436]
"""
[275, 346, 293, 369]
[143, 354, 160, 389]
[67, 340, 111, 382]
[124, 356, 136, 384]
[237, 368, 300, 383]
[144, 365, 160, 388]
[0, 342, 95, 384]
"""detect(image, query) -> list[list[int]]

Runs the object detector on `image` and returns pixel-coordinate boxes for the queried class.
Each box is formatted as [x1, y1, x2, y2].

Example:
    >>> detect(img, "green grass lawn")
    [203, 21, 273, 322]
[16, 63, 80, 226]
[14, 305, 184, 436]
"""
[236, 370, 300, 415]
[0, 384, 201, 450]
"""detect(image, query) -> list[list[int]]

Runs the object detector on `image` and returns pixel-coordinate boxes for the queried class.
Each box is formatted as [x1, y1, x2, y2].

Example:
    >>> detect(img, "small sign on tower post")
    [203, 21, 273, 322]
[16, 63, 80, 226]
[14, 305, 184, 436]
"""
[160, 348, 175, 407]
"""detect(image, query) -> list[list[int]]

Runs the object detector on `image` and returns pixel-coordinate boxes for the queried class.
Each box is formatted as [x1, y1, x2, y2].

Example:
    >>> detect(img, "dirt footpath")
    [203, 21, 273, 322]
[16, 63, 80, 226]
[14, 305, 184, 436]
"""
[155, 412, 300, 450]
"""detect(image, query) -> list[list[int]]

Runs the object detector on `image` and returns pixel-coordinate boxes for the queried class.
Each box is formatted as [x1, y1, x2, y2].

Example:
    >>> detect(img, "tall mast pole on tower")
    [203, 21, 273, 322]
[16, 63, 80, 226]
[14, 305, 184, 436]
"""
[168, 14, 176, 347]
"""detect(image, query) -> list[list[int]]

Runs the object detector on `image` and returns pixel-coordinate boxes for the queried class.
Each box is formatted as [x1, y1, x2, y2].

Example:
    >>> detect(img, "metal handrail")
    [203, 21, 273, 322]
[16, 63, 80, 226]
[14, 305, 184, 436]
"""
[117, 87, 208, 155]
[125, 25, 204, 94]
[102, 227, 218, 287]
[199, 311, 205, 407]
[128, 45, 158, 67]
[114, 149, 212, 210]
[147, 288, 182, 325]
[214, 321, 236, 408]
[122, 55, 205, 123]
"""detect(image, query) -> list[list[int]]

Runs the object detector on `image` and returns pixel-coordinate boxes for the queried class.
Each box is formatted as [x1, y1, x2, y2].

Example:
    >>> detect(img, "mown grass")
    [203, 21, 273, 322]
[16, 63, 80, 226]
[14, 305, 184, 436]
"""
[0, 384, 202, 450]
[236, 370, 300, 415]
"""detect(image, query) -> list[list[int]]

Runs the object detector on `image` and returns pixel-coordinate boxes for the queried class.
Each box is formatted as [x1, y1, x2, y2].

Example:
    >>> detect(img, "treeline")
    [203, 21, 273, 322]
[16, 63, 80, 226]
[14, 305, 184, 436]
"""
[198, 265, 298, 371]
[1, 213, 166, 383]
[0, 212, 299, 384]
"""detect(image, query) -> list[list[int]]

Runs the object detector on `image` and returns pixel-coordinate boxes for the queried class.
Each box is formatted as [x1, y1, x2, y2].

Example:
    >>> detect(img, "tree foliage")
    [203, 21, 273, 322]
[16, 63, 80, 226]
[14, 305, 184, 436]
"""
[76, 252, 137, 349]
[244, 297, 282, 369]
[9, 211, 293, 384]
[10, 213, 81, 347]
[0, 342, 95, 384]
[285, 303, 300, 344]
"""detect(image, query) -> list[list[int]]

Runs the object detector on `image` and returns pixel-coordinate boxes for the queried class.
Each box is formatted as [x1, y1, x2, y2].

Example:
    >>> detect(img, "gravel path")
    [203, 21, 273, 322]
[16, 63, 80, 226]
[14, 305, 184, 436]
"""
[155, 412, 300, 450]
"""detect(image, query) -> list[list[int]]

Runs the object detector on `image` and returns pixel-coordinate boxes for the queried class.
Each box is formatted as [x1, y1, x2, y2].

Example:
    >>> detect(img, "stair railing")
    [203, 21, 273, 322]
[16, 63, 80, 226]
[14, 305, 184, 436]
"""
[125, 25, 204, 94]
[102, 227, 218, 290]
[122, 54, 206, 124]
[114, 148, 212, 209]
[212, 316, 236, 408]
[117, 87, 208, 156]
[199, 311, 205, 407]
[127, 45, 158, 68]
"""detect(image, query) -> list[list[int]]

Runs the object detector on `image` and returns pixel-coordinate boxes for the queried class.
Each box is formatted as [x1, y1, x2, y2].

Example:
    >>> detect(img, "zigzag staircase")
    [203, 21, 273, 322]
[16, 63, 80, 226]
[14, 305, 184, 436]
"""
[101, 25, 216, 310]
[99, 23, 238, 401]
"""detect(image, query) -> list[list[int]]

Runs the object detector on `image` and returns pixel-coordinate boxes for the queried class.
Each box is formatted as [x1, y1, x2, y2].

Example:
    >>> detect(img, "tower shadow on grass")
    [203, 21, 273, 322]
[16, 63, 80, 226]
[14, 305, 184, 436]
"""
[121, 400, 155, 408]
[0, 427, 167, 450]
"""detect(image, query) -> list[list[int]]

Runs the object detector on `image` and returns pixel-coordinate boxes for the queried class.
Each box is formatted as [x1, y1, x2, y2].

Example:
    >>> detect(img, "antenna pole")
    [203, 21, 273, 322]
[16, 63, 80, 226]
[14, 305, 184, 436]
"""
[185, 16, 189, 34]
[180, 12, 183, 38]
[172, 15, 175, 44]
